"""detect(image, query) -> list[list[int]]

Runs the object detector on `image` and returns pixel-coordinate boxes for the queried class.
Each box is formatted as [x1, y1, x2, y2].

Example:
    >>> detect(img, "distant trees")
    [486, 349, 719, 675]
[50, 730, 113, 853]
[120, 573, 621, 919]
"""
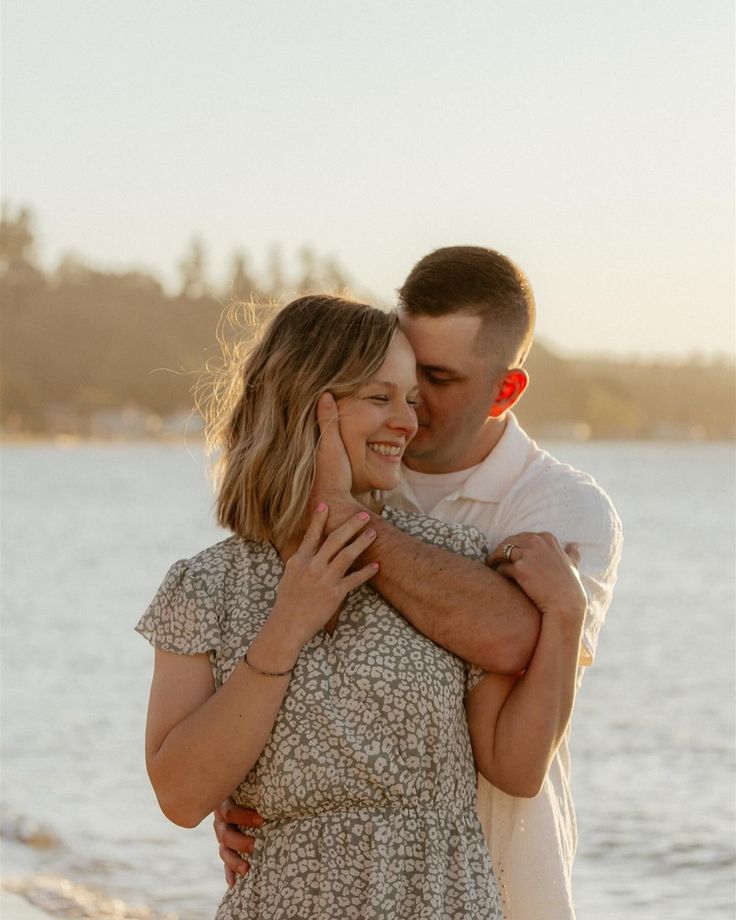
[1, 206, 733, 440]
[178, 237, 210, 299]
[0, 208, 363, 435]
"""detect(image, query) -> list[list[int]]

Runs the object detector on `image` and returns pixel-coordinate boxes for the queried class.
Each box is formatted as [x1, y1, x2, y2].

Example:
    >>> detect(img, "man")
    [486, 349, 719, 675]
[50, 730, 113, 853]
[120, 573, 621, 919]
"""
[215, 246, 622, 919]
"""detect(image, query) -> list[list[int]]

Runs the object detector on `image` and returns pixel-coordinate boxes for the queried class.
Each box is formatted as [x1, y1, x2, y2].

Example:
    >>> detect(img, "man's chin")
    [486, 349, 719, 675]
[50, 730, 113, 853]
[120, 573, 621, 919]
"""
[404, 433, 433, 461]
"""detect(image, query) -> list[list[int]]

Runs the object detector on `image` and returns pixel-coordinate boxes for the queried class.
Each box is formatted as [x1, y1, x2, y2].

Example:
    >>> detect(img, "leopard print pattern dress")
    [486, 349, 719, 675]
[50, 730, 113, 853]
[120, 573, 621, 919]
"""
[136, 507, 501, 920]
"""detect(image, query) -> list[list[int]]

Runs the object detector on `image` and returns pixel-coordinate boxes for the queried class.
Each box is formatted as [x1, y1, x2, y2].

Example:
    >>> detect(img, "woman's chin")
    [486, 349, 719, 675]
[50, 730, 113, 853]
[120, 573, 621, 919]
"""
[351, 475, 400, 500]
[369, 474, 401, 494]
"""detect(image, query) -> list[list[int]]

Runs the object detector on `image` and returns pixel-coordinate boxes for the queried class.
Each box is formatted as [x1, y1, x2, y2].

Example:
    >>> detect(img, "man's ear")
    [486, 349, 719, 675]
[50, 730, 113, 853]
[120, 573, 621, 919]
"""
[489, 369, 529, 418]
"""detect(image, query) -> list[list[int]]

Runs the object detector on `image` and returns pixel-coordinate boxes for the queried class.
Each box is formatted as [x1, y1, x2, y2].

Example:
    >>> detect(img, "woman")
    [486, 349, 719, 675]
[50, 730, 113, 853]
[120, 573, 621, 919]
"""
[136, 295, 586, 919]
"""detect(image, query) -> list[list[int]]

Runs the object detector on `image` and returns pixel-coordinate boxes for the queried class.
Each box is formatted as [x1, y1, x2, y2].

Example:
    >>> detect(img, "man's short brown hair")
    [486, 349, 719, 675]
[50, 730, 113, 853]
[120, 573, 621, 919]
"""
[397, 246, 536, 367]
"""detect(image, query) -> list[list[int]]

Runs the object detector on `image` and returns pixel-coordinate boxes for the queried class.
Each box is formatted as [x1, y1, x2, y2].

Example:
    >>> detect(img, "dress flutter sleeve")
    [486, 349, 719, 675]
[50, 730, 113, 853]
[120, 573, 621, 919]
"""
[135, 558, 221, 655]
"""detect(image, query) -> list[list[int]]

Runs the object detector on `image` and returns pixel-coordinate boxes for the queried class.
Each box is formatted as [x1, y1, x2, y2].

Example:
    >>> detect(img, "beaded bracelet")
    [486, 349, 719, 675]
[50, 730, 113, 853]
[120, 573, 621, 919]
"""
[243, 645, 294, 677]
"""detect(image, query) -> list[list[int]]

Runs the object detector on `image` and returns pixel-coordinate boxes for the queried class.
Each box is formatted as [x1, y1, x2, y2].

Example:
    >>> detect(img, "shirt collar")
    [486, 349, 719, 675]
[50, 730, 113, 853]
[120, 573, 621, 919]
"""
[391, 412, 532, 509]
[455, 412, 532, 504]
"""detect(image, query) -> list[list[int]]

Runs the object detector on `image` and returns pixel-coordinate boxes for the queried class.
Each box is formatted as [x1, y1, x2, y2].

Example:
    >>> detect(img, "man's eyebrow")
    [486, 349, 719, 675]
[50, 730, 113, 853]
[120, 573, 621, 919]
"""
[418, 364, 459, 375]
[363, 379, 420, 392]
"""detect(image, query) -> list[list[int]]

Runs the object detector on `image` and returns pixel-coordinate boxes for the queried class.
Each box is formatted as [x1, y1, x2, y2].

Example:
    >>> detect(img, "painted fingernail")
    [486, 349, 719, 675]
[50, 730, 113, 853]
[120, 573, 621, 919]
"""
[357, 511, 370, 521]
[372, 561, 380, 570]
[366, 529, 376, 538]
[317, 502, 328, 512]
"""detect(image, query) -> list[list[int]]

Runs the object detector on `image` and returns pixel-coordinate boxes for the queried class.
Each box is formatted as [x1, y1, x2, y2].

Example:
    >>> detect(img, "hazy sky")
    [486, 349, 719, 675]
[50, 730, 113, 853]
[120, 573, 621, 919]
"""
[3, 0, 733, 359]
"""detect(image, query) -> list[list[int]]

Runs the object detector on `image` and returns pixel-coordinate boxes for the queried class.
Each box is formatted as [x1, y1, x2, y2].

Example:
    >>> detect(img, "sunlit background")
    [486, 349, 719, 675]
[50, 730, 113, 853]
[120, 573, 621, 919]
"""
[2, 2, 734, 919]
[3, 0, 733, 359]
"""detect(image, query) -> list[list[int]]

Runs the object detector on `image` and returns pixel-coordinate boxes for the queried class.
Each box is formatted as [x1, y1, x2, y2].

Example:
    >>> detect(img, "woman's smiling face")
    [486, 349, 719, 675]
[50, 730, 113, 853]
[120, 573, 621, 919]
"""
[336, 331, 419, 498]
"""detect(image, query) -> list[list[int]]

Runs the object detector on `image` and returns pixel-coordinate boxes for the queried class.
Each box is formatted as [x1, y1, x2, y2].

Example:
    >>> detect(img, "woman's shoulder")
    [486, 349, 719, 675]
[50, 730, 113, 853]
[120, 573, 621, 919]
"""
[182, 534, 245, 571]
[147, 534, 273, 615]
[175, 534, 274, 580]
[135, 535, 270, 655]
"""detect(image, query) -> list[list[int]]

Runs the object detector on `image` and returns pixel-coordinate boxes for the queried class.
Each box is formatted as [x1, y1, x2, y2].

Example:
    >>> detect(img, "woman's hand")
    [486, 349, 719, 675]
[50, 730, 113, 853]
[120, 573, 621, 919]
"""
[468, 534, 588, 796]
[487, 533, 587, 628]
[266, 504, 379, 650]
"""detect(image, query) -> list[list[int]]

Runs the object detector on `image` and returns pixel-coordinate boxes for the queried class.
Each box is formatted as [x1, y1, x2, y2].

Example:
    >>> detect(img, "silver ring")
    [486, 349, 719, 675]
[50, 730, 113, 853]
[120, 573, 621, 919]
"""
[502, 543, 517, 562]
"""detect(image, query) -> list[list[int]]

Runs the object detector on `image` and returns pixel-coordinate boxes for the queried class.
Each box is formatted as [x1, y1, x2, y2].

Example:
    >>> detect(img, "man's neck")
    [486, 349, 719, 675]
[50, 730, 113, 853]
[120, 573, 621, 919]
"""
[405, 416, 507, 475]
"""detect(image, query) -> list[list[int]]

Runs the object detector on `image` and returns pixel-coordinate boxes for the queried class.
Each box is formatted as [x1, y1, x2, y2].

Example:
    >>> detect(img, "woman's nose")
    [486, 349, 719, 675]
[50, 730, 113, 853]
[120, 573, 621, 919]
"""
[389, 402, 419, 435]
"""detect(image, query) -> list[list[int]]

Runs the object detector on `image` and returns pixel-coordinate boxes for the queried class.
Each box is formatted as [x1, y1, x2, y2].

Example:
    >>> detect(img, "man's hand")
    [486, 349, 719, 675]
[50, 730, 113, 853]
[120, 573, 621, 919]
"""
[213, 798, 264, 888]
[311, 392, 362, 528]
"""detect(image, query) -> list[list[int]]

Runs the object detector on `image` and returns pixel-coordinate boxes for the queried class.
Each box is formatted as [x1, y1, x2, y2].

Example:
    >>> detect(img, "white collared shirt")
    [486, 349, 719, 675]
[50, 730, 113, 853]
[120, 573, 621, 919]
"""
[385, 413, 623, 920]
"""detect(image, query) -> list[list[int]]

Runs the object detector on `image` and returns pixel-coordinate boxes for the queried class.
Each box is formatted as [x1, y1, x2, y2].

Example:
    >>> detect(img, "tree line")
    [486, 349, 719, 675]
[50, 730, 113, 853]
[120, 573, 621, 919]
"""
[1, 206, 733, 441]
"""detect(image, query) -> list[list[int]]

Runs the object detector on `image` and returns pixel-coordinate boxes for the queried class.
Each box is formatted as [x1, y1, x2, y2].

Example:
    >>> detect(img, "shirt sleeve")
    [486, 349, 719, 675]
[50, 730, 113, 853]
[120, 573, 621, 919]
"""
[135, 558, 222, 655]
[498, 473, 623, 667]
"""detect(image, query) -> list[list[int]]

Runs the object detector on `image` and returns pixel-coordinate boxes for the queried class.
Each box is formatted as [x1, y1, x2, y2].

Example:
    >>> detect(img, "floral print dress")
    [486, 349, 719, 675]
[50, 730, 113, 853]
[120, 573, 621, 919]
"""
[136, 508, 501, 920]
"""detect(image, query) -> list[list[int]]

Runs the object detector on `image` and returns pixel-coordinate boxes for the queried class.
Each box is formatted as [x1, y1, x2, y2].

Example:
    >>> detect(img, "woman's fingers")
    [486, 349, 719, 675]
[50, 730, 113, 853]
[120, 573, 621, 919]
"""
[488, 532, 587, 619]
[316, 511, 372, 564]
[329, 526, 377, 574]
[343, 560, 380, 592]
[488, 532, 566, 568]
[487, 534, 530, 569]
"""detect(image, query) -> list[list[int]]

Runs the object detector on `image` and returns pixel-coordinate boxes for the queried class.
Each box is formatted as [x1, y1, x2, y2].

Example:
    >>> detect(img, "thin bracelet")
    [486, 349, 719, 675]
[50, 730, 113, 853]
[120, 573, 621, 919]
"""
[243, 645, 294, 678]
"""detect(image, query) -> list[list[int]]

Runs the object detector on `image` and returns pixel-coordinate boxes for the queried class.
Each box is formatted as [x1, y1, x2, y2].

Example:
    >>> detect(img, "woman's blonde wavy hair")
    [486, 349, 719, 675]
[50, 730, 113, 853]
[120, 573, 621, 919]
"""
[200, 294, 398, 546]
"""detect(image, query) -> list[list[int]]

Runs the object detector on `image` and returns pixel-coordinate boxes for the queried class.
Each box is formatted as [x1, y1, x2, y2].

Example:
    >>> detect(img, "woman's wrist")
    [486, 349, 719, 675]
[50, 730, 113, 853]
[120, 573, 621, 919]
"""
[540, 604, 586, 642]
[247, 619, 304, 673]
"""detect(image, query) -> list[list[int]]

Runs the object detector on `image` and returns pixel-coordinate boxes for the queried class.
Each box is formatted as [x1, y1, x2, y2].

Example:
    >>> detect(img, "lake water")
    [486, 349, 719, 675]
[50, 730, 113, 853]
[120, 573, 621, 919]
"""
[1, 441, 734, 919]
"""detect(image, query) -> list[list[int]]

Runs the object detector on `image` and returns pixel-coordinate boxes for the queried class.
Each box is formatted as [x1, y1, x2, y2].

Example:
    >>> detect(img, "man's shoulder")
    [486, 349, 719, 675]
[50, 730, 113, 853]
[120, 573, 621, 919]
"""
[501, 432, 621, 536]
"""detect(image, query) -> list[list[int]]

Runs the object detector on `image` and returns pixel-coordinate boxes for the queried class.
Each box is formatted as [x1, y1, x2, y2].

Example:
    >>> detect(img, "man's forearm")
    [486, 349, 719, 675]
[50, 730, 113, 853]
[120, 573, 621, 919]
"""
[327, 498, 541, 673]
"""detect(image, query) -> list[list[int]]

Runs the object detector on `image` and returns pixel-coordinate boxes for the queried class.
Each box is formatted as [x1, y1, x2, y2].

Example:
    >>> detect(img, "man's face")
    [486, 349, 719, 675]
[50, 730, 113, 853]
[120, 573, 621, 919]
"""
[397, 310, 502, 474]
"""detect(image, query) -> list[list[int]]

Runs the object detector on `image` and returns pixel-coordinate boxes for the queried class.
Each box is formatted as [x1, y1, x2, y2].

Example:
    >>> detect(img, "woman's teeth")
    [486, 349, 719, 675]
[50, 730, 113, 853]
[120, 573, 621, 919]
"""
[368, 443, 402, 457]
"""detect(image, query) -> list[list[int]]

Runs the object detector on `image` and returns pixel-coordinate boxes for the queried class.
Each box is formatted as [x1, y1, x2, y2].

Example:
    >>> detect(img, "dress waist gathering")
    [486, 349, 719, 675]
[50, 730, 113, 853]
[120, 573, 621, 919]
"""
[249, 800, 482, 839]
[221, 801, 498, 920]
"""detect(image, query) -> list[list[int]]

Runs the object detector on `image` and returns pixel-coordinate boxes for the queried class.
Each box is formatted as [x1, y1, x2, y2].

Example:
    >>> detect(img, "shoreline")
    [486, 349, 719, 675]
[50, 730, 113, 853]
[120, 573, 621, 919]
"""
[1, 890, 53, 920]
[1, 875, 175, 920]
